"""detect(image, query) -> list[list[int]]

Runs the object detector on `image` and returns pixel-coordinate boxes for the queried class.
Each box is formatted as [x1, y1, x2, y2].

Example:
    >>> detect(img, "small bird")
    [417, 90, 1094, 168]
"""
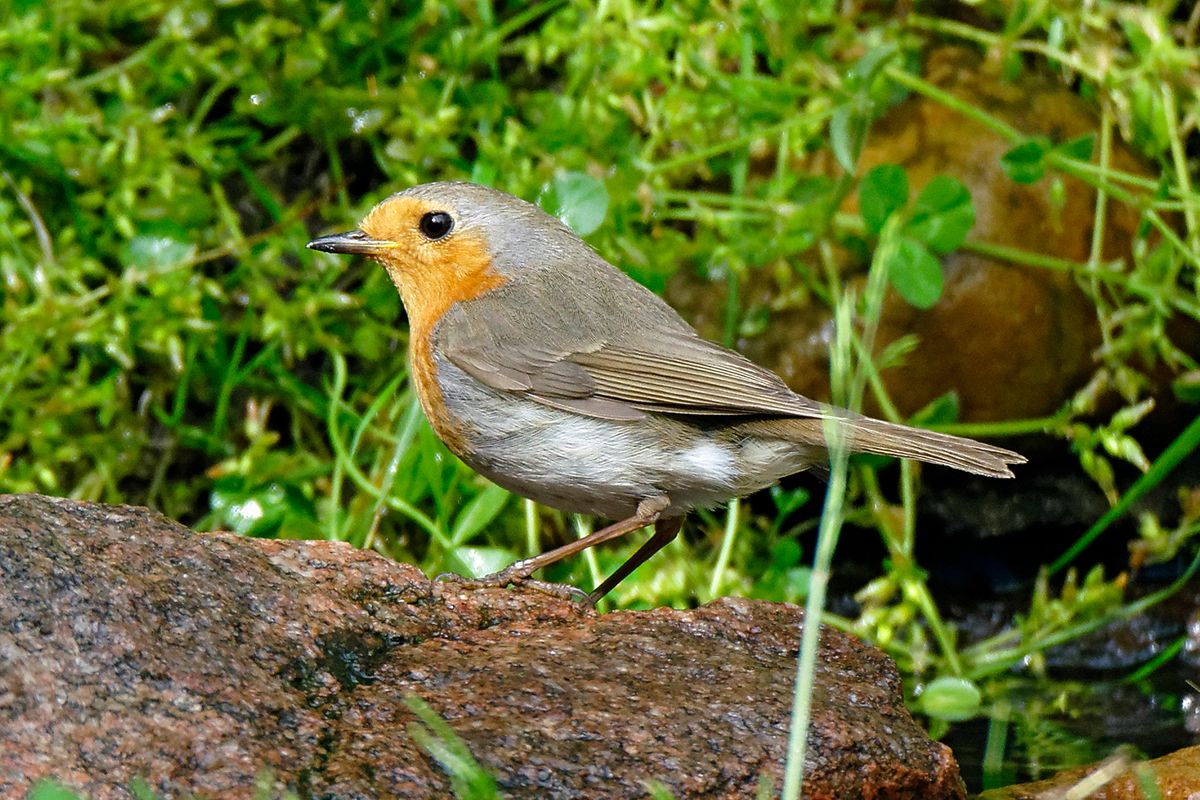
[309, 182, 1024, 603]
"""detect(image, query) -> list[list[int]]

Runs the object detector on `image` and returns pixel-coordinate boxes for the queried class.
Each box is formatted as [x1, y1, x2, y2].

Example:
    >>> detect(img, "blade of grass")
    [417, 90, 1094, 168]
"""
[405, 695, 499, 799]
[325, 354, 451, 553]
[783, 215, 896, 795]
[708, 497, 740, 599]
[523, 498, 539, 559]
[573, 515, 603, 596]
[1123, 634, 1186, 684]
[362, 386, 422, 551]
[981, 702, 1011, 790]
[965, 548, 1200, 678]
[1160, 85, 1199, 249]
[1089, 108, 1115, 357]
[1049, 412, 1200, 574]
[781, 428, 846, 797]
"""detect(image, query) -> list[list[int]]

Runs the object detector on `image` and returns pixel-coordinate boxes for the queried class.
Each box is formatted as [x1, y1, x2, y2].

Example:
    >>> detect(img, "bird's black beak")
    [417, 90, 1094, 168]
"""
[306, 229, 397, 256]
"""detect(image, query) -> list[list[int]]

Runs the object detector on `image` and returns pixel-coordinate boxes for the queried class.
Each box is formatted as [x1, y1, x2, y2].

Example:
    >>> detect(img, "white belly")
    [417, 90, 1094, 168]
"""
[434, 358, 809, 520]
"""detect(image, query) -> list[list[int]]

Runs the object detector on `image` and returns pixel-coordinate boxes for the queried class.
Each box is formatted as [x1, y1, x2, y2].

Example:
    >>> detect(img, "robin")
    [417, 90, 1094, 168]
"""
[308, 181, 1024, 603]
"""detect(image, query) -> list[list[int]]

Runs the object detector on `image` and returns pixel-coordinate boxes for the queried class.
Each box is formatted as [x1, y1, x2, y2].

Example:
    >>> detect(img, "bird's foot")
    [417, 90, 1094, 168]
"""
[521, 578, 594, 604]
[433, 566, 592, 605]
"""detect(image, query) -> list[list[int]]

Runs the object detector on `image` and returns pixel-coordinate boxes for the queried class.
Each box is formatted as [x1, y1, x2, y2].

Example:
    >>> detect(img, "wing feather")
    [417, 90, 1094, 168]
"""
[432, 282, 1024, 477]
[438, 285, 822, 419]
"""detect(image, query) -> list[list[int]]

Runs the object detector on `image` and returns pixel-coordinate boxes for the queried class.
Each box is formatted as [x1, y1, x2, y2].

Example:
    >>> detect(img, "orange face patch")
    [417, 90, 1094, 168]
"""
[359, 195, 505, 336]
[358, 195, 505, 454]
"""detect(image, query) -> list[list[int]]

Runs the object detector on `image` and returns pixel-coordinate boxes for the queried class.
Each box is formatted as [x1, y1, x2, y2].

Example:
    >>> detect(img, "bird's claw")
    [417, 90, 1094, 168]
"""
[522, 578, 594, 605]
[431, 568, 593, 605]
[432, 563, 530, 590]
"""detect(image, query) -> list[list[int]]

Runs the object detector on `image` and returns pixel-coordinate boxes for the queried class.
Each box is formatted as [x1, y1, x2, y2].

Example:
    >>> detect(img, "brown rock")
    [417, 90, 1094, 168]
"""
[0, 493, 963, 799]
[977, 745, 1200, 799]
[666, 47, 1149, 422]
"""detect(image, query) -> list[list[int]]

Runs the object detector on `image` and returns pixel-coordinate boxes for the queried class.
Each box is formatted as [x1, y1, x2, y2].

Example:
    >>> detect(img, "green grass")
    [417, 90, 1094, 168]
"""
[27, 775, 299, 800]
[3, 0, 1200, 788]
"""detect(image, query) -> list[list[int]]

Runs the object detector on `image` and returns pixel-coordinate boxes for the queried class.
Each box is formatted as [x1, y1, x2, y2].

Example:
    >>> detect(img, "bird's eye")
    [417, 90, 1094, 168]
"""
[418, 211, 454, 240]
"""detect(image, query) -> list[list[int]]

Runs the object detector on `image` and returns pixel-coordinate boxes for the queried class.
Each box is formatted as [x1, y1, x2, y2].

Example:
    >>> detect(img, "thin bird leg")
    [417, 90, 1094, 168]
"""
[587, 516, 684, 604]
[442, 496, 670, 591]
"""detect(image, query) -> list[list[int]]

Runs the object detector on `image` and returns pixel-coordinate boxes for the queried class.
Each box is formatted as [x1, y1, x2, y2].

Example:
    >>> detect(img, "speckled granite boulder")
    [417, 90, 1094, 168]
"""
[0, 493, 964, 799]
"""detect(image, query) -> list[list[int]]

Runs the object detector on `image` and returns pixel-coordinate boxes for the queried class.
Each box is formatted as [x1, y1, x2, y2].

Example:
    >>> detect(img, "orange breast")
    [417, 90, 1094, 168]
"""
[408, 327, 472, 455]
[359, 199, 506, 455]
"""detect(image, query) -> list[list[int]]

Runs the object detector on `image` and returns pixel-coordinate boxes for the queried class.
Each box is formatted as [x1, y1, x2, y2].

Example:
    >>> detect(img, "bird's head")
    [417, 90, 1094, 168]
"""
[307, 182, 585, 329]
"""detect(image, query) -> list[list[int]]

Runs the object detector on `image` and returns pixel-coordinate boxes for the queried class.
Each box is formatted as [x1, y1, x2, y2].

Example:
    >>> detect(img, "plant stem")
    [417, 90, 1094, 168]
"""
[1049, 412, 1200, 574]
[781, 301, 854, 800]
[709, 498, 740, 599]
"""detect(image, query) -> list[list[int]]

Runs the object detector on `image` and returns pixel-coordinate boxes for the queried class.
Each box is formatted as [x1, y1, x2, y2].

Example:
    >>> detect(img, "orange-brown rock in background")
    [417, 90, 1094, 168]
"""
[976, 745, 1200, 800]
[667, 47, 1150, 422]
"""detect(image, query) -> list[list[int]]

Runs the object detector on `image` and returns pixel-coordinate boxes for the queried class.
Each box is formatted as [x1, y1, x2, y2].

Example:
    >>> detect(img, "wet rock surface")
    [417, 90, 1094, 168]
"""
[0, 493, 964, 799]
[976, 745, 1200, 800]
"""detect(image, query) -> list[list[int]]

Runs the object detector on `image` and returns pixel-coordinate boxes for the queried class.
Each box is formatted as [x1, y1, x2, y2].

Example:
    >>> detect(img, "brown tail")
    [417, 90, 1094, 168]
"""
[834, 415, 1026, 478]
[750, 414, 1027, 478]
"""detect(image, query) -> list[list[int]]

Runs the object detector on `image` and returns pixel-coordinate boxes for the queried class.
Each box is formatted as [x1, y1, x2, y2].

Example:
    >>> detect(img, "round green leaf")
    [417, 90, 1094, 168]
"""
[889, 237, 943, 309]
[1055, 133, 1095, 162]
[539, 172, 609, 236]
[1172, 371, 1200, 404]
[830, 103, 869, 173]
[455, 546, 519, 579]
[860, 164, 909, 235]
[917, 676, 982, 721]
[451, 483, 511, 545]
[906, 175, 976, 253]
[1000, 139, 1050, 184]
[909, 391, 961, 426]
[208, 477, 317, 538]
[850, 43, 900, 83]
